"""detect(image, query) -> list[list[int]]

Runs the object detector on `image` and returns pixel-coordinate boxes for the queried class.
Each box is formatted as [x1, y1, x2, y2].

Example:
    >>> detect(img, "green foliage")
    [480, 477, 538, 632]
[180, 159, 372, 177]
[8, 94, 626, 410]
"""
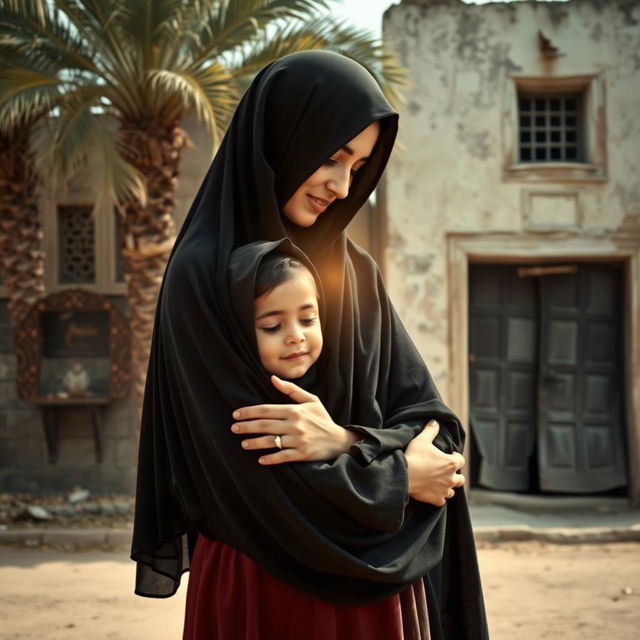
[0, 0, 406, 207]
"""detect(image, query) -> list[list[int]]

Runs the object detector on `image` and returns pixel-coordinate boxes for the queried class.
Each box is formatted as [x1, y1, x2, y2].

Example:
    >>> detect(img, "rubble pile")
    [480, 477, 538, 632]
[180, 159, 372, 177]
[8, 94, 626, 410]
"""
[0, 489, 134, 529]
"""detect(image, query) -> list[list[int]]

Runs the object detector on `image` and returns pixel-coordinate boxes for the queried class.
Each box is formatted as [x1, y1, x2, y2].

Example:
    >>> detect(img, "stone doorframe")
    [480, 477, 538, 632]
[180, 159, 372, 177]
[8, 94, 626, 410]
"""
[446, 232, 640, 504]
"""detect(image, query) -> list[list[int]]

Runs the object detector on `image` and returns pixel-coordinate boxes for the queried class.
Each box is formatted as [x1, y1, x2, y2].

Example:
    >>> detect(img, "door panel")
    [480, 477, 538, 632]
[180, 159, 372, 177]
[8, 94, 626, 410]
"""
[469, 262, 627, 494]
[469, 265, 537, 490]
[538, 264, 627, 492]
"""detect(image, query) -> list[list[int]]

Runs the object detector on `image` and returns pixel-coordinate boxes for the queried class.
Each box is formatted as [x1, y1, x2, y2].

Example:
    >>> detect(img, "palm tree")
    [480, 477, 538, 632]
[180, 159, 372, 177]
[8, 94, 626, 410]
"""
[0, 127, 45, 331]
[0, 40, 65, 333]
[0, 0, 405, 419]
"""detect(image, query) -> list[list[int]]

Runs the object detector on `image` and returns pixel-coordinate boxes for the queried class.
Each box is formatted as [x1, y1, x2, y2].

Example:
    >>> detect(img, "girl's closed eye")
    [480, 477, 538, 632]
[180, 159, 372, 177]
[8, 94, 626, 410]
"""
[301, 317, 317, 326]
[259, 324, 281, 334]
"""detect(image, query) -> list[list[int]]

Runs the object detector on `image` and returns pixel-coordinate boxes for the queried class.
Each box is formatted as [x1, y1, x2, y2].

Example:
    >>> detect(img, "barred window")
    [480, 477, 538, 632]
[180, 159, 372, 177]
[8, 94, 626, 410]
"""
[518, 93, 584, 163]
[57, 205, 96, 284]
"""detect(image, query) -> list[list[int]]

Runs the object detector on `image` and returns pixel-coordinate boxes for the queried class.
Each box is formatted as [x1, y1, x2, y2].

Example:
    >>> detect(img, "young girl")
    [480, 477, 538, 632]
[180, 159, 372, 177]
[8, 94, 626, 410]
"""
[132, 51, 488, 639]
[251, 244, 323, 382]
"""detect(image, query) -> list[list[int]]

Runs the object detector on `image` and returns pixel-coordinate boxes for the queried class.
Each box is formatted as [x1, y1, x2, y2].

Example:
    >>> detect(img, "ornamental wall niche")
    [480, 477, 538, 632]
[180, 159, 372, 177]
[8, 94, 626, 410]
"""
[14, 288, 131, 463]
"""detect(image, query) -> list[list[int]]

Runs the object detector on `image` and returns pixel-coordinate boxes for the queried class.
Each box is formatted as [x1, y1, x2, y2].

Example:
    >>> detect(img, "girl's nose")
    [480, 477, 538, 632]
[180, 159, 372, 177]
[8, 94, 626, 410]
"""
[286, 326, 305, 344]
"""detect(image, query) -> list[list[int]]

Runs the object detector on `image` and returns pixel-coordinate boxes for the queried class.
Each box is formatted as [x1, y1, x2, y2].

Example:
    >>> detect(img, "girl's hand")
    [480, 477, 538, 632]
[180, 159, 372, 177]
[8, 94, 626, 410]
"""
[231, 375, 358, 465]
[404, 420, 466, 507]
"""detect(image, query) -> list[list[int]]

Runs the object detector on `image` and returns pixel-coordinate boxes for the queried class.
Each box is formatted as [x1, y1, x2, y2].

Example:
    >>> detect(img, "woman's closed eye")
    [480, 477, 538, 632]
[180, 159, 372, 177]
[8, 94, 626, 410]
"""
[325, 157, 363, 178]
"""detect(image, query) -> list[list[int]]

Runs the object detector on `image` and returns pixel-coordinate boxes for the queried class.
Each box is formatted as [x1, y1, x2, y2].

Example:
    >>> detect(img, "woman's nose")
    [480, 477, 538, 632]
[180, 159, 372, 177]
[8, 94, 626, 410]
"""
[328, 169, 350, 199]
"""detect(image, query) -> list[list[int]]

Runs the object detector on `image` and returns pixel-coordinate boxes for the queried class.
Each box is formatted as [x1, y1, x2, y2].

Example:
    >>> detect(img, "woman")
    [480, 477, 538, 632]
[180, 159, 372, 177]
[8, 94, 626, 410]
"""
[131, 51, 488, 639]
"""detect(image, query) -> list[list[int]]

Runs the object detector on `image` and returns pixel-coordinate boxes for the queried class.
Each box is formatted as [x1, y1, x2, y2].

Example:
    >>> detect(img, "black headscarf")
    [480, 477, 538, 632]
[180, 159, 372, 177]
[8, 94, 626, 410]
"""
[132, 51, 487, 638]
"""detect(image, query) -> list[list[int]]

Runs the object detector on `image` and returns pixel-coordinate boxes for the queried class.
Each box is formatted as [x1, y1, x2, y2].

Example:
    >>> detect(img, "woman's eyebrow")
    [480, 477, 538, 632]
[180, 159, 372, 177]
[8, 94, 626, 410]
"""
[341, 144, 369, 162]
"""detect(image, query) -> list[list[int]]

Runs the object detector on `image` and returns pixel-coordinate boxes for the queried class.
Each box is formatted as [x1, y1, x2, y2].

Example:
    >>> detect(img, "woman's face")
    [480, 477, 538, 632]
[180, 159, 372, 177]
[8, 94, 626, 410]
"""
[282, 120, 381, 227]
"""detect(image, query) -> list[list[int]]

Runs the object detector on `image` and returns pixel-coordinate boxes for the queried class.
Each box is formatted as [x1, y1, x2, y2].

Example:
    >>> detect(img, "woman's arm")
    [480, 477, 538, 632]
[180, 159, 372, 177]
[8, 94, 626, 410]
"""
[232, 375, 465, 507]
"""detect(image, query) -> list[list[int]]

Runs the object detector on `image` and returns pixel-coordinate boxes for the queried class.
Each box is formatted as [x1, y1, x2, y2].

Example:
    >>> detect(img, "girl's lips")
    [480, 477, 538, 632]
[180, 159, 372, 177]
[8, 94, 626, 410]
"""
[306, 194, 330, 213]
[282, 352, 308, 361]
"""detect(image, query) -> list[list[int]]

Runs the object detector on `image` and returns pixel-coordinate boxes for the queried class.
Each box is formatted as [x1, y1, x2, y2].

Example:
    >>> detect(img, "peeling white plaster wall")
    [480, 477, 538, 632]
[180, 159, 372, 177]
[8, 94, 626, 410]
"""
[383, 0, 640, 401]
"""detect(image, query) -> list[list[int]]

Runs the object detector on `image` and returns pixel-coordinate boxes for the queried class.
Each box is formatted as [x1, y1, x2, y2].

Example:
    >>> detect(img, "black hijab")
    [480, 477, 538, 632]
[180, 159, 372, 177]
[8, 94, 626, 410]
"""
[132, 51, 487, 638]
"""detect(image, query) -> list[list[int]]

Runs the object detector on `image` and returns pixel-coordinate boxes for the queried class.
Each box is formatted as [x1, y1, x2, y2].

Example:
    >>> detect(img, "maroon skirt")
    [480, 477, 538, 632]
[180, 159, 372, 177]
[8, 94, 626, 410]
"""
[183, 536, 430, 640]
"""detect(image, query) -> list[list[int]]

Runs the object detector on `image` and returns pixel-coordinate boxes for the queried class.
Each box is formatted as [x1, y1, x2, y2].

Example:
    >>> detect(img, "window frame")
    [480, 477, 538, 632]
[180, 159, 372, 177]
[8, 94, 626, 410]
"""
[502, 73, 607, 183]
[42, 182, 126, 296]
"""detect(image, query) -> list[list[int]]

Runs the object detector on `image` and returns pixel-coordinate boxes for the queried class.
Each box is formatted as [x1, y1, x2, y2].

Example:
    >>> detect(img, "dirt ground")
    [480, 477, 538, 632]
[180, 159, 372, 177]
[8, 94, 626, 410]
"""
[0, 541, 638, 639]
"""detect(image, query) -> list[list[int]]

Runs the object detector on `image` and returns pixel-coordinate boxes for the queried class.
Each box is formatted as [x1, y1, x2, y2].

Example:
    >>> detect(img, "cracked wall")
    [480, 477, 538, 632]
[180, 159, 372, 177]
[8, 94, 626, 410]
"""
[383, 0, 640, 403]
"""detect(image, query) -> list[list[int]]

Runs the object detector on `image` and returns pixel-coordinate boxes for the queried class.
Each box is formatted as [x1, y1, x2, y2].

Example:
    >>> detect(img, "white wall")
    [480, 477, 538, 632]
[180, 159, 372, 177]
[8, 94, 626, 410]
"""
[383, 0, 640, 399]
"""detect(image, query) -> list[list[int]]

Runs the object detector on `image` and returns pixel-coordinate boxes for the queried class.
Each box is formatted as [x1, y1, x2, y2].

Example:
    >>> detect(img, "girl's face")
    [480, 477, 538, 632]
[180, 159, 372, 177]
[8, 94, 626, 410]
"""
[254, 269, 323, 379]
[282, 120, 381, 227]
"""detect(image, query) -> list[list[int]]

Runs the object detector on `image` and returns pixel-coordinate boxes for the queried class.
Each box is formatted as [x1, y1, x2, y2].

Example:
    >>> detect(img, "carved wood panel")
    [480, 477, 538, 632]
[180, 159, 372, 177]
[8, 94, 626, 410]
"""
[14, 288, 131, 402]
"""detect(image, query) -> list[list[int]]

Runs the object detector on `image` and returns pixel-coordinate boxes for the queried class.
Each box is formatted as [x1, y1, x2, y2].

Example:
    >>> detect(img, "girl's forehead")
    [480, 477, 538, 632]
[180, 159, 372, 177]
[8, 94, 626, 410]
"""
[255, 270, 319, 307]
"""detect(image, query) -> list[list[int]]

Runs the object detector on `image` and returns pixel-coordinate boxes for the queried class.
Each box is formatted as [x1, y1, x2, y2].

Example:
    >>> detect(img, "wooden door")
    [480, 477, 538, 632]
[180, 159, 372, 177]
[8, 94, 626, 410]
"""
[469, 265, 537, 491]
[469, 262, 627, 493]
[538, 263, 627, 492]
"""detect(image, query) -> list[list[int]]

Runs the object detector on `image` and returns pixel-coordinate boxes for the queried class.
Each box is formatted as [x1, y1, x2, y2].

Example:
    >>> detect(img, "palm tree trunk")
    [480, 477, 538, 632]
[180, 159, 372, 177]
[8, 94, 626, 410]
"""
[120, 122, 187, 424]
[0, 130, 46, 335]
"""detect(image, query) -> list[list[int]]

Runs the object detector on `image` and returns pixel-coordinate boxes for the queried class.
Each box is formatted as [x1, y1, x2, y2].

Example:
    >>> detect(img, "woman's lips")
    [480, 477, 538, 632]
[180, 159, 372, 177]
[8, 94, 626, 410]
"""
[306, 194, 330, 213]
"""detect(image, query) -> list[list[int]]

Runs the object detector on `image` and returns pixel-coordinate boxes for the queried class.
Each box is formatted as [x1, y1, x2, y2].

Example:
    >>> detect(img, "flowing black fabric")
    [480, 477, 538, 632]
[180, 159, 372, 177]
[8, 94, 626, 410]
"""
[131, 50, 488, 638]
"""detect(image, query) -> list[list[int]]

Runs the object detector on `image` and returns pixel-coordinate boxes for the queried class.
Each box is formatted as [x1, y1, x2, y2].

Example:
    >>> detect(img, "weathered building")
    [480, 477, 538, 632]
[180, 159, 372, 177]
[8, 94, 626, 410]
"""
[0, 117, 217, 494]
[383, 0, 640, 500]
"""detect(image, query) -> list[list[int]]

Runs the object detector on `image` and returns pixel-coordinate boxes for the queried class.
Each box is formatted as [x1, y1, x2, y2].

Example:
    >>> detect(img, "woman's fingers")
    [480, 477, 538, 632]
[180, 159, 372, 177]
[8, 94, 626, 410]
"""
[451, 451, 466, 470]
[232, 404, 292, 421]
[422, 419, 440, 441]
[240, 435, 287, 451]
[257, 448, 304, 465]
[233, 377, 319, 422]
[232, 418, 291, 434]
[270, 375, 318, 403]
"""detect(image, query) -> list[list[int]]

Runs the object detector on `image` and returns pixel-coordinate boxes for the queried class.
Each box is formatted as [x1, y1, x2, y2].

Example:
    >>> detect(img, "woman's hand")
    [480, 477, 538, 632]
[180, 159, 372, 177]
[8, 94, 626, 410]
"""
[232, 375, 359, 465]
[404, 420, 466, 507]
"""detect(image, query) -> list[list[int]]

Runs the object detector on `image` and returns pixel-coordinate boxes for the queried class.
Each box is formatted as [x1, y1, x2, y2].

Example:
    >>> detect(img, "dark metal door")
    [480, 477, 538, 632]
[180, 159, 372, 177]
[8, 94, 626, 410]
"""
[469, 262, 627, 493]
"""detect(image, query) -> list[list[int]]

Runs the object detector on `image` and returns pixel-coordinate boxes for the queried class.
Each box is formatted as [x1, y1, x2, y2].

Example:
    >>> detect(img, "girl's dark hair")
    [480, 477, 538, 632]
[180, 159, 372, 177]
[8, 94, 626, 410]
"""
[255, 252, 311, 298]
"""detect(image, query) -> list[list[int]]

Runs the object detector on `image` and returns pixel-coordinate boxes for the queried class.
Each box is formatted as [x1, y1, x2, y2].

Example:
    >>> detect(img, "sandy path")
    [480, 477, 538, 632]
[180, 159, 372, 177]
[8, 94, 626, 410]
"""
[477, 541, 640, 639]
[0, 548, 186, 640]
[0, 542, 639, 639]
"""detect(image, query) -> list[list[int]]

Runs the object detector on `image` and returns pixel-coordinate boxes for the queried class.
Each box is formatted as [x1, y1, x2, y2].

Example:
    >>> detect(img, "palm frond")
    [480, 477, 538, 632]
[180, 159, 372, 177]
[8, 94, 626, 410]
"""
[0, 0, 98, 75]
[0, 66, 61, 131]
[147, 63, 239, 147]
[31, 88, 144, 210]
[31, 90, 98, 180]
[54, 0, 143, 105]
[234, 15, 407, 107]
[92, 129, 147, 212]
[118, 0, 185, 66]
[186, 0, 327, 65]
